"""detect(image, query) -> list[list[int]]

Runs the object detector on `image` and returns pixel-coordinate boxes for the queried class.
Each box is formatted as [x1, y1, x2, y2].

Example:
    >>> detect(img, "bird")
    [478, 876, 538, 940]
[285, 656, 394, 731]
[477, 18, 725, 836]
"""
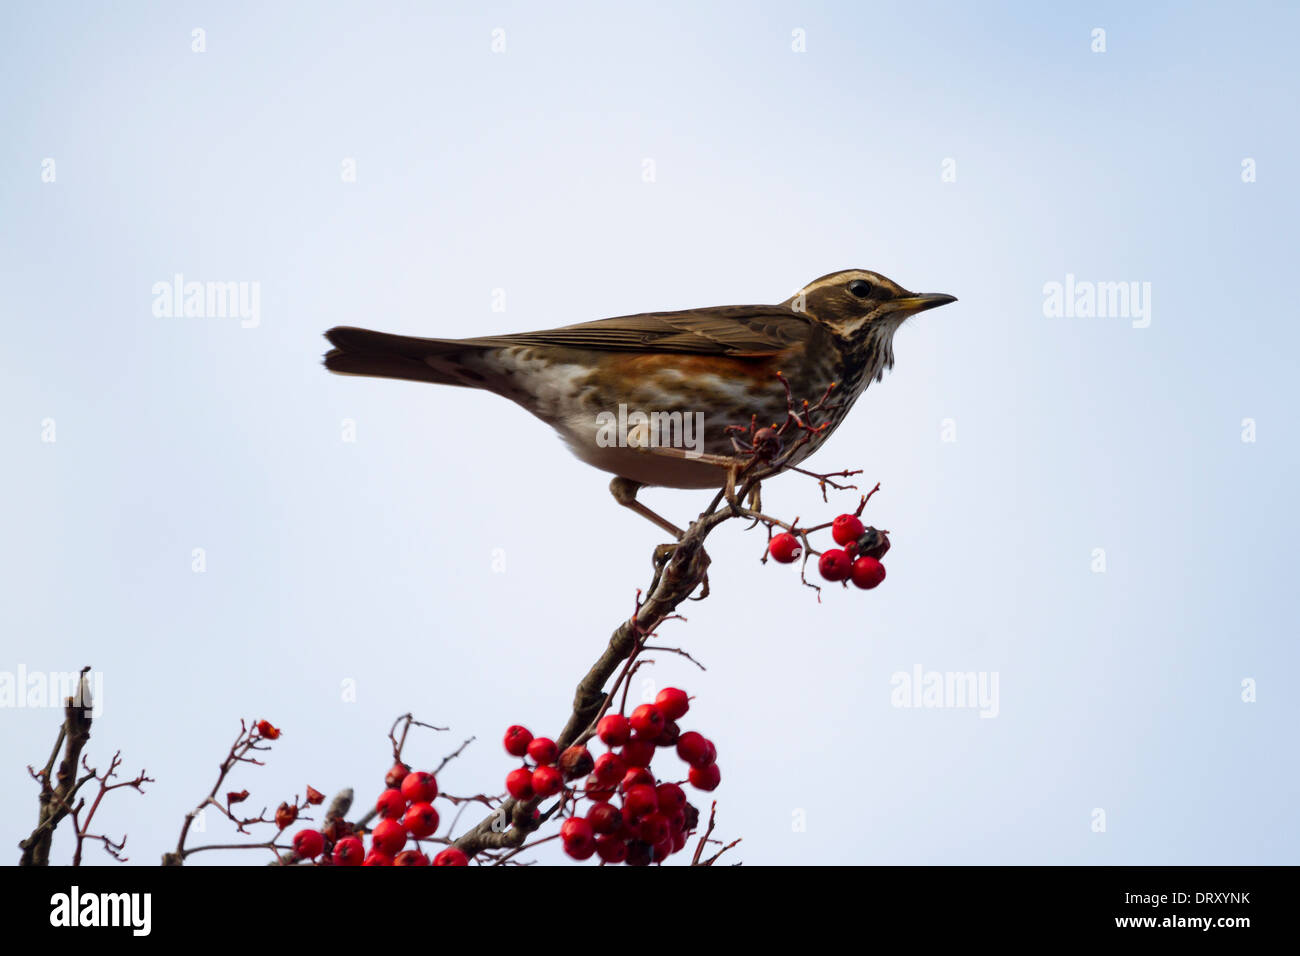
[323, 269, 955, 536]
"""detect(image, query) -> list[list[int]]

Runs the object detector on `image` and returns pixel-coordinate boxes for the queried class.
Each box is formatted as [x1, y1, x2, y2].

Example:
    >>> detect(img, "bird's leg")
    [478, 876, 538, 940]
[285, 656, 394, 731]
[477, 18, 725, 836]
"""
[610, 477, 710, 597]
[609, 477, 686, 540]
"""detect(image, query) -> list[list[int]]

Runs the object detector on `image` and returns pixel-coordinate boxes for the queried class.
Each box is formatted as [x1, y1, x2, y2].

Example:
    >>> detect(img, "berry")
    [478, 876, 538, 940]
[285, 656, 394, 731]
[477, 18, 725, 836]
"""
[622, 738, 656, 768]
[850, 555, 886, 590]
[583, 777, 616, 803]
[655, 719, 680, 748]
[274, 802, 297, 830]
[560, 817, 596, 860]
[597, 714, 631, 747]
[671, 827, 688, 853]
[676, 732, 714, 768]
[656, 782, 687, 815]
[655, 687, 690, 721]
[384, 762, 410, 790]
[689, 762, 722, 791]
[292, 828, 324, 859]
[331, 836, 364, 866]
[532, 765, 564, 798]
[591, 753, 627, 786]
[503, 725, 533, 757]
[832, 513, 865, 546]
[595, 834, 628, 864]
[255, 720, 281, 740]
[527, 737, 559, 766]
[558, 745, 594, 780]
[375, 788, 406, 820]
[769, 532, 802, 563]
[629, 704, 665, 738]
[394, 850, 430, 866]
[305, 786, 325, 806]
[620, 767, 655, 793]
[637, 812, 670, 846]
[624, 784, 659, 819]
[505, 767, 535, 800]
[363, 851, 394, 866]
[818, 548, 852, 582]
[652, 836, 674, 862]
[587, 802, 622, 835]
[400, 771, 438, 804]
[371, 818, 406, 855]
[403, 802, 440, 839]
[432, 847, 469, 866]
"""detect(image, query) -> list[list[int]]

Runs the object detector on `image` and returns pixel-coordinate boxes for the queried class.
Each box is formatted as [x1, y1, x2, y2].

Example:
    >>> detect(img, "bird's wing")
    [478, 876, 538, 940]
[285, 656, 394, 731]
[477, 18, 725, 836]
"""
[462, 305, 813, 357]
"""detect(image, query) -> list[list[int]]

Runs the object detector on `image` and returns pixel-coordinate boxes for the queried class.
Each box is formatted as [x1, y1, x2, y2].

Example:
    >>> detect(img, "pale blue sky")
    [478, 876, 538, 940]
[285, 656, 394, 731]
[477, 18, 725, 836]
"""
[2, 1, 1296, 865]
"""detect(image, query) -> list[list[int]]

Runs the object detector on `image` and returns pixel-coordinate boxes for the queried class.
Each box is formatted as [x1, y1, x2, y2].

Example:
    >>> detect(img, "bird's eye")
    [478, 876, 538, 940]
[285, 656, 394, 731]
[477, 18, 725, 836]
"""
[848, 279, 872, 298]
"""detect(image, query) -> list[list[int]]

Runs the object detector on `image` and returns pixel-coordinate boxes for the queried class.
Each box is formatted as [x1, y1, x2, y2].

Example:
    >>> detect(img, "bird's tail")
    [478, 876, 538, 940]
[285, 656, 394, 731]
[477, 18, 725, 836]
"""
[323, 326, 479, 387]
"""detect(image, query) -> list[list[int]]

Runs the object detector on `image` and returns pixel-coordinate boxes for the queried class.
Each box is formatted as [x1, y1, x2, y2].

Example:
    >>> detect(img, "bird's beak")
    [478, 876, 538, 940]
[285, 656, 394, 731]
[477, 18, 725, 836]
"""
[883, 292, 958, 316]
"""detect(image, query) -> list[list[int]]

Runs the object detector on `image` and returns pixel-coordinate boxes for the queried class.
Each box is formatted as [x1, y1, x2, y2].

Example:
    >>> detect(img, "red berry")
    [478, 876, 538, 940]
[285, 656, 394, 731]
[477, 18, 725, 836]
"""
[331, 836, 365, 866]
[394, 849, 430, 866]
[689, 763, 721, 791]
[432, 847, 469, 866]
[527, 737, 559, 766]
[375, 788, 406, 820]
[583, 777, 616, 802]
[595, 834, 628, 864]
[592, 753, 627, 786]
[505, 767, 535, 800]
[274, 802, 297, 830]
[769, 532, 802, 563]
[292, 828, 324, 859]
[400, 771, 438, 804]
[671, 827, 688, 853]
[384, 762, 410, 790]
[676, 731, 713, 768]
[371, 818, 407, 855]
[622, 738, 656, 768]
[620, 767, 655, 793]
[503, 725, 533, 757]
[654, 687, 690, 721]
[532, 765, 564, 798]
[850, 555, 886, 590]
[656, 782, 687, 815]
[560, 817, 596, 860]
[624, 783, 659, 819]
[652, 835, 674, 862]
[597, 713, 631, 746]
[637, 812, 670, 846]
[832, 513, 865, 546]
[629, 704, 665, 738]
[255, 719, 281, 740]
[402, 802, 440, 839]
[818, 548, 852, 582]
[587, 802, 622, 835]
[363, 850, 394, 866]
[655, 719, 680, 748]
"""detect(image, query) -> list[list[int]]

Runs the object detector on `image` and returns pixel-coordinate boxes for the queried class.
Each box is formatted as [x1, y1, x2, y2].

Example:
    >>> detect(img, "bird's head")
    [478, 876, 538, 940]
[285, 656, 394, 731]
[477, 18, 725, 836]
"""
[784, 269, 956, 342]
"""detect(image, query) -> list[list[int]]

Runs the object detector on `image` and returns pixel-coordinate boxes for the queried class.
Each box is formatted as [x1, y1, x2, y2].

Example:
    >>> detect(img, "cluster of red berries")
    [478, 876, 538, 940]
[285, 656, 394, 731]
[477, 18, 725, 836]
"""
[502, 686, 717, 865]
[768, 512, 889, 589]
[290, 764, 468, 866]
